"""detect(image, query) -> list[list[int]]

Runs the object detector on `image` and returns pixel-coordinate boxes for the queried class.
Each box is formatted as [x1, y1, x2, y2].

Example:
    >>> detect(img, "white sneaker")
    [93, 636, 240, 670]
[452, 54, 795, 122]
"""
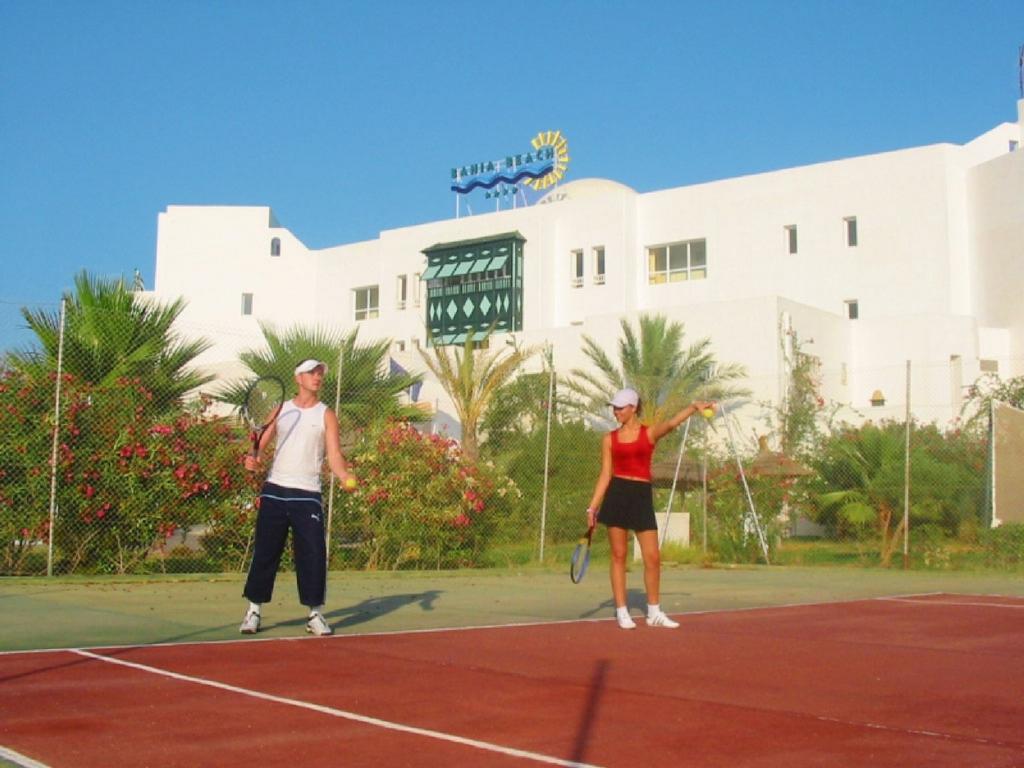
[647, 611, 680, 628]
[306, 612, 333, 636]
[239, 610, 260, 634]
[616, 613, 637, 630]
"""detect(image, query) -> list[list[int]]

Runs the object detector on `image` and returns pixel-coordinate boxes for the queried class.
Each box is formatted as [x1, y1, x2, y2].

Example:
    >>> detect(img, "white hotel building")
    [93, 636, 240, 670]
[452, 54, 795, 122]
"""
[152, 101, 1023, 434]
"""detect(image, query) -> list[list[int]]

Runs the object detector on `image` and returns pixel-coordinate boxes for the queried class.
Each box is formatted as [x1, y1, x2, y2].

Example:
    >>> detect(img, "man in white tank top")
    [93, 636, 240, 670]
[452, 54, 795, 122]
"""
[239, 359, 356, 637]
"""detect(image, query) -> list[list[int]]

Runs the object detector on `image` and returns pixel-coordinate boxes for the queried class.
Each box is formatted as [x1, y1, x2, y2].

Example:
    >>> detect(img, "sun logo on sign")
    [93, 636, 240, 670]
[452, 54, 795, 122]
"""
[527, 130, 570, 191]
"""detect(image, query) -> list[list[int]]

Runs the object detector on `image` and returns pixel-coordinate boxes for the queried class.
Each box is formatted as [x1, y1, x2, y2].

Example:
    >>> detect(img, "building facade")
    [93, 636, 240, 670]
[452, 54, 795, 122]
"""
[152, 101, 1024, 432]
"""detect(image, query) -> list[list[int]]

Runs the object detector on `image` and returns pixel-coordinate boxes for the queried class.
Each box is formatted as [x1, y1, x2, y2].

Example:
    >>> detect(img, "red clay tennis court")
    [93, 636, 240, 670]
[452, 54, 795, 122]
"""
[2, 592, 1023, 768]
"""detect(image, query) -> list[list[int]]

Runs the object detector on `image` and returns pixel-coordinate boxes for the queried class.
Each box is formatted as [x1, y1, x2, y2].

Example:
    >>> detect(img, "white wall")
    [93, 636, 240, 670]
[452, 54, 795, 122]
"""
[151, 109, 1022, 429]
[967, 138, 1024, 372]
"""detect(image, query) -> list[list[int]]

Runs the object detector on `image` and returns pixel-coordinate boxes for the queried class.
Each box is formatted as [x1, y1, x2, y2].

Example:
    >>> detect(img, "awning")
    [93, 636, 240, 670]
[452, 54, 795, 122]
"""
[469, 258, 493, 274]
[487, 255, 509, 271]
[436, 263, 457, 278]
[421, 264, 441, 280]
[453, 261, 474, 276]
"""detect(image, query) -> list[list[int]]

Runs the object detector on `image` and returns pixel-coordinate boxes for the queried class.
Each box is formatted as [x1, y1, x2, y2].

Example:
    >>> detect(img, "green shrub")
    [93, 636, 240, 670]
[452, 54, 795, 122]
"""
[979, 523, 1024, 568]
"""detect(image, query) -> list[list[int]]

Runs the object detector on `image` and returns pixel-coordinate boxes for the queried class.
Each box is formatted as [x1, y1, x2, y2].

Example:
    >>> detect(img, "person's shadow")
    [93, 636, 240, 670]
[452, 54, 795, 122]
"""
[275, 591, 442, 632]
[578, 589, 648, 620]
[577, 587, 690, 620]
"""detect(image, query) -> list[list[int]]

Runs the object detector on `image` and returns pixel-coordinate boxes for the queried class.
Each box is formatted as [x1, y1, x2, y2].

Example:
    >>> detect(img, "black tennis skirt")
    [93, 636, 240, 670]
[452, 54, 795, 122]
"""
[599, 477, 657, 532]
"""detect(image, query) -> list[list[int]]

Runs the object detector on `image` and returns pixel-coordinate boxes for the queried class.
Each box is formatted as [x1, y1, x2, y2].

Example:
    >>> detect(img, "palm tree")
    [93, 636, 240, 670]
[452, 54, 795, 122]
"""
[416, 327, 538, 461]
[566, 314, 747, 426]
[8, 270, 211, 406]
[217, 322, 426, 431]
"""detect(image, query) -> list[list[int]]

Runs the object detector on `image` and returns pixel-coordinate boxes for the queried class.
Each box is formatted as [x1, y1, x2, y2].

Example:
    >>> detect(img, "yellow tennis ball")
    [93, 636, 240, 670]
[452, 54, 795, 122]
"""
[344, 477, 357, 490]
[702, 408, 715, 419]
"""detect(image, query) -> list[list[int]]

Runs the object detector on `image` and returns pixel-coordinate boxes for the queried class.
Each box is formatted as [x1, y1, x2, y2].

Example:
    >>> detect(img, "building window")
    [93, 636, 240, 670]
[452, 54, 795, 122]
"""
[1010, 140, 1019, 152]
[648, 239, 707, 284]
[393, 340, 406, 353]
[570, 249, 584, 288]
[396, 275, 408, 310]
[593, 246, 606, 285]
[421, 233, 524, 346]
[270, 238, 281, 257]
[413, 272, 422, 307]
[784, 225, 798, 254]
[845, 299, 859, 320]
[844, 217, 858, 247]
[354, 286, 379, 321]
[980, 359, 999, 373]
[241, 293, 253, 315]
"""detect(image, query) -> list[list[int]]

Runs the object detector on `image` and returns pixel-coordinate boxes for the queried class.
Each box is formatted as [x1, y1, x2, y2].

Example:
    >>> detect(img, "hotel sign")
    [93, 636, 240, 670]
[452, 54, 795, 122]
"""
[450, 131, 569, 195]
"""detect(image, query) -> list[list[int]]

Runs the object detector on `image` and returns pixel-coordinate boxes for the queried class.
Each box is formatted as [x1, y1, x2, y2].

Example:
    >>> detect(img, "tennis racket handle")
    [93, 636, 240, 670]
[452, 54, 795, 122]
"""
[586, 507, 598, 526]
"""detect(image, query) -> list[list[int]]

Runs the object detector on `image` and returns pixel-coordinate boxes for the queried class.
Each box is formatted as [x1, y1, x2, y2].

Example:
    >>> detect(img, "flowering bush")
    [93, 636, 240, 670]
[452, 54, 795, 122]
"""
[329, 421, 513, 569]
[0, 370, 253, 574]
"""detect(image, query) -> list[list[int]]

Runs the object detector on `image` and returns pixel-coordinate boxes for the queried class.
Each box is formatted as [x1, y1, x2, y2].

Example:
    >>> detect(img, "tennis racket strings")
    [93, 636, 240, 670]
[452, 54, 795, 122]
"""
[245, 377, 285, 430]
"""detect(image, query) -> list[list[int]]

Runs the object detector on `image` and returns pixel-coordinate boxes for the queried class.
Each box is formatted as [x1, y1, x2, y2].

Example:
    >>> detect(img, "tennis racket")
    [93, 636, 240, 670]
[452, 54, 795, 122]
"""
[243, 376, 285, 455]
[569, 524, 595, 583]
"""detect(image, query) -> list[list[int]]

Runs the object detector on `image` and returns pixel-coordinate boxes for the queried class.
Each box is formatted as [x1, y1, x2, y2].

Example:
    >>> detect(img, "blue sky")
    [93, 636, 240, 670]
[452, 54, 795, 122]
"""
[1, 1, 1022, 346]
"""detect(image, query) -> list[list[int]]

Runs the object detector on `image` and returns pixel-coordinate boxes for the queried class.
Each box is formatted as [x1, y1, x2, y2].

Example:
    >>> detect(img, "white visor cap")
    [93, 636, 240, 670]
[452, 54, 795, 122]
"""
[294, 359, 328, 375]
[608, 388, 639, 409]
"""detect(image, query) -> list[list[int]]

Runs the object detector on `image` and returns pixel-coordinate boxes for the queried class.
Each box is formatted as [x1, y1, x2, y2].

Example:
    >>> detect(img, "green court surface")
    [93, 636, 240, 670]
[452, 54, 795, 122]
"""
[3, 565, 1023, 652]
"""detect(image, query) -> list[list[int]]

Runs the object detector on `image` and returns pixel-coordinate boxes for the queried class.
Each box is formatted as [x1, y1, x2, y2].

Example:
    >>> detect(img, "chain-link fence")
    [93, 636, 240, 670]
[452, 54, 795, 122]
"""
[2, 292, 1023, 576]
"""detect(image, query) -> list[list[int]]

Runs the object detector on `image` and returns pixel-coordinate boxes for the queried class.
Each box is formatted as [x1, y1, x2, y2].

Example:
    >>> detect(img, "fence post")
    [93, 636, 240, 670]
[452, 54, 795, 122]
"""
[903, 359, 911, 569]
[325, 343, 345, 563]
[701, 434, 708, 554]
[538, 344, 554, 562]
[46, 298, 66, 577]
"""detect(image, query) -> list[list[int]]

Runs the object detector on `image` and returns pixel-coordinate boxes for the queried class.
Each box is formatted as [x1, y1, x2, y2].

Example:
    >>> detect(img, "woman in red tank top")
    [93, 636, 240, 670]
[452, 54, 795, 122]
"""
[586, 387, 715, 630]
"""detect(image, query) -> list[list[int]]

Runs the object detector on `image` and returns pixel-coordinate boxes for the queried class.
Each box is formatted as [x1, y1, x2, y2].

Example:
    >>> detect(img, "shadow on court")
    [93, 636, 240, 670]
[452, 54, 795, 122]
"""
[268, 590, 443, 632]
[570, 658, 609, 764]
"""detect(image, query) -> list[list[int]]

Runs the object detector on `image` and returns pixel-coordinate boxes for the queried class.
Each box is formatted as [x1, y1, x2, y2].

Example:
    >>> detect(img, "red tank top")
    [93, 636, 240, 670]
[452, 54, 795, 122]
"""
[610, 425, 653, 481]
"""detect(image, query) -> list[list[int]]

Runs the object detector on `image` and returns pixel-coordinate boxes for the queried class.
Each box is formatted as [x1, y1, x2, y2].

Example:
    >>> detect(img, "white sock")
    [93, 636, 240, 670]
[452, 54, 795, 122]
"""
[248, 602, 261, 615]
[309, 605, 324, 617]
[647, 603, 661, 617]
[616, 605, 631, 620]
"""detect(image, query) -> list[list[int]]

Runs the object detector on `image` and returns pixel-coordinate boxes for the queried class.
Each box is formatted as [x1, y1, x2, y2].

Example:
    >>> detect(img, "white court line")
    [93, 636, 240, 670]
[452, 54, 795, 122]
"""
[0, 745, 53, 768]
[0, 591, 948, 657]
[71, 649, 602, 768]
[879, 596, 1024, 610]
[810, 715, 1022, 750]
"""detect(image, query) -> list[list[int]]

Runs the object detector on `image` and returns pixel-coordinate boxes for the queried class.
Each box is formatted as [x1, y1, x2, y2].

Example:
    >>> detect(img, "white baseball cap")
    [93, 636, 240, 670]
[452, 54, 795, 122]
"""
[608, 387, 639, 409]
[294, 359, 328, 375]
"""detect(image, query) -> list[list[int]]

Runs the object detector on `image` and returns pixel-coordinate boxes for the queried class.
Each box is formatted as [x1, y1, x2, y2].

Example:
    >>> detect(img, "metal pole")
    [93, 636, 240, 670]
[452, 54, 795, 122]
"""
[903, 359, 911, 569]
[721, 408, 771, 564]
[660, 418, 691, 548]
[701, 436, 708, 554]
[701, 377, 709, 553]
[46, 298, 67, 577]
[538, 344, 555, 562]
[325, 341, 345, 562]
